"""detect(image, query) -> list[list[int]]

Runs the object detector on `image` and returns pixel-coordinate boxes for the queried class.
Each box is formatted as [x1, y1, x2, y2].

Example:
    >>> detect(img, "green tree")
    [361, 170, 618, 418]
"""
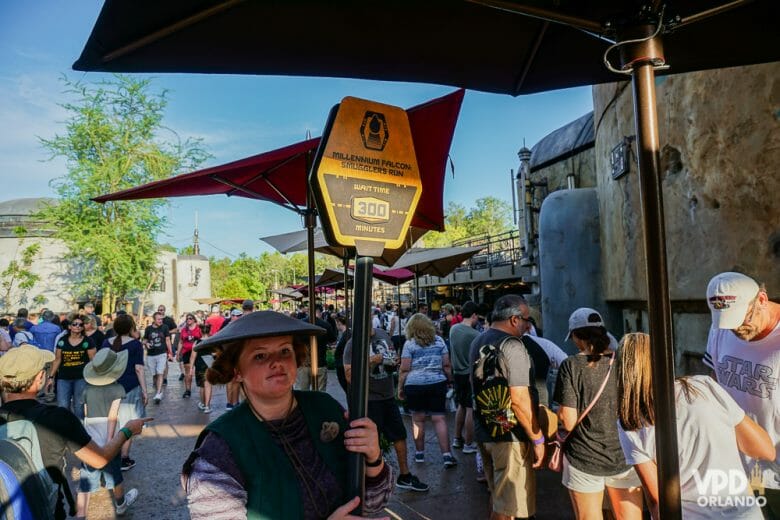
[465, 196, 513, 236]
[0, 227, 44, 310]
[422, 197, 512, 247]
[37, 75, 209, 312]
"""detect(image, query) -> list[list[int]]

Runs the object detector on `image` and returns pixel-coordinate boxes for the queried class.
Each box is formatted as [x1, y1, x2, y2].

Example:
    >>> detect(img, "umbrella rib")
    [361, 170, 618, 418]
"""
[208, 174, 301, 214]
[677, 0, 754, 28]
[514, 20, 549, 94]
[234, 151, 307, 194]
[466, 0, 602, 32]
[102, 0, 244, 63]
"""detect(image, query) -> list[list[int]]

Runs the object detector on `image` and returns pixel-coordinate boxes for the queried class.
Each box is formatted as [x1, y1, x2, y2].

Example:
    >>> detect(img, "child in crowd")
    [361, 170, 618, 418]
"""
[78, 348, 139, 517]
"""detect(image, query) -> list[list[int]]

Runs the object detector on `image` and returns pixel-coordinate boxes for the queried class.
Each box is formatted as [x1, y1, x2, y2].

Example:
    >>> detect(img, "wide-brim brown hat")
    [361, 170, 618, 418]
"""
[195, 310, 325, 353]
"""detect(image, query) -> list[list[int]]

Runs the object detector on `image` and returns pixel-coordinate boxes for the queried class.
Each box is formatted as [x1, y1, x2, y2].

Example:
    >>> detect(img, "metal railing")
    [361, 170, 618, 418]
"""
[451, 229, 522, 273]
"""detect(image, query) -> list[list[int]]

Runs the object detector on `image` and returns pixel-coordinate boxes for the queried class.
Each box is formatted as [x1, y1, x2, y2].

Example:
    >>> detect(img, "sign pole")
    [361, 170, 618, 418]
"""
[310, 95, 423, 515]
[346, 255, 373, 513]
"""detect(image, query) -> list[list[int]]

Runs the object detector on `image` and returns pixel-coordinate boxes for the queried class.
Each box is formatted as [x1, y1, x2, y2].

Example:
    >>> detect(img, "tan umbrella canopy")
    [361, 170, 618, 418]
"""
[271, 287, 304, 300]
[193, 297, 247, 305]
[390, 246, 483, 277]
[260, 227, 428, 267]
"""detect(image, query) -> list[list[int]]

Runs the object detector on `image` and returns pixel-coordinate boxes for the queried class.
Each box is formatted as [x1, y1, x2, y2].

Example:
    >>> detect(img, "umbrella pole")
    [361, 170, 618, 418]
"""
[347, 256, 373, 514]
[625, 34, 682, 519]
[306, 161, 319, 389]
[343, 254, 351, 321]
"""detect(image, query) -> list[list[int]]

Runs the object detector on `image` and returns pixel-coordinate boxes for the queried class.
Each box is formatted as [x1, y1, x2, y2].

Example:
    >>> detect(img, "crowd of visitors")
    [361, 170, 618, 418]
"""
[0, 268, 777, 519]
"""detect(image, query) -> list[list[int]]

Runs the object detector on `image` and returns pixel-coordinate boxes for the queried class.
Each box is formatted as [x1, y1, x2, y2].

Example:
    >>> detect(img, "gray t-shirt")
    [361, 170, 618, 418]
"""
[470, 328, 535, 443]
[553, 353, 629, 476]
[82, 382, 125, 418]
[343, 328, 396, 401]
[82, 382, 126, 446]
[449, 322, 479, 375]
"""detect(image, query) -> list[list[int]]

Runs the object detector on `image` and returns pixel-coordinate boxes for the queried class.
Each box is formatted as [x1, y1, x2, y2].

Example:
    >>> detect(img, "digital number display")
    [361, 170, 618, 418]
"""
[351, 196, 390, 224]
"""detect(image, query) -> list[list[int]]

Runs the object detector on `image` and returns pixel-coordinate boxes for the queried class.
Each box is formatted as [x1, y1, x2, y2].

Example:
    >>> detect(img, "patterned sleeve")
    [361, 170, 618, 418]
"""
[183, 432, 247, 520]
[362, 462, 395, 514]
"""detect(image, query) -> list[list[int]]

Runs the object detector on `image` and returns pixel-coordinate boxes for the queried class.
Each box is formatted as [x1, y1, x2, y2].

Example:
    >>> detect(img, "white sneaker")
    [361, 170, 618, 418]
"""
[115, 488, 138, 515]
[462, 442, 479, 454]
[202, 406, 212, 414]
[197, 401, 205, 411]
[153, 392, 162, 404]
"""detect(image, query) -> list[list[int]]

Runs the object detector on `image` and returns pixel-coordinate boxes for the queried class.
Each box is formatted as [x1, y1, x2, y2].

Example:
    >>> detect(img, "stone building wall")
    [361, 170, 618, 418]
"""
[530, 149, 597, 191]
[593, 62, 780, 302]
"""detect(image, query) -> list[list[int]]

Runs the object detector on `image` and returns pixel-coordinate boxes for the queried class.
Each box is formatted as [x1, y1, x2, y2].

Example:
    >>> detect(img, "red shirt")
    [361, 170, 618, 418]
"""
[179, 324, 202, 355]
[205, 314, 224, 336]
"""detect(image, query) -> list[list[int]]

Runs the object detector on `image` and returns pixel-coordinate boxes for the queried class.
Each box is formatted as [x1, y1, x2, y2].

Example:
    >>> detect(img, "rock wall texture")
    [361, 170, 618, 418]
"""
[593, 62, 780, 301]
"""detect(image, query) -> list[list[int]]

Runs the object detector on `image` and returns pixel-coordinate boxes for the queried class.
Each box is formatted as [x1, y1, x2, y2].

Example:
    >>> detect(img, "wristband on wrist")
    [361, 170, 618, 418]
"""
[365, 454, 384, 467]
[119, 427, 133, 440]
[532, 436, 545, 446]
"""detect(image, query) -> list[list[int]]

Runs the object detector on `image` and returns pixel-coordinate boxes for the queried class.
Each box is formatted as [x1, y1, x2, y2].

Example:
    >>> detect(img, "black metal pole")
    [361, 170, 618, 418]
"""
[305, 152, 318, 389]
[343, 254, 351, 321]
[346, 256, 373, 514]
[629, 50, 682, 519]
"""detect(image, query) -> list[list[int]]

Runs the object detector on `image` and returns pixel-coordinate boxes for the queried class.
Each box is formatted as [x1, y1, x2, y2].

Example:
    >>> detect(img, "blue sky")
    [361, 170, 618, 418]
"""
[1, 1, 594, 259]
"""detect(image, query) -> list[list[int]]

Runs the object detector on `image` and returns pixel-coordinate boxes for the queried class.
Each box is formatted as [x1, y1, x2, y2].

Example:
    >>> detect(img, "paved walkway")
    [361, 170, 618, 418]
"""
[75, 363, 573, 519]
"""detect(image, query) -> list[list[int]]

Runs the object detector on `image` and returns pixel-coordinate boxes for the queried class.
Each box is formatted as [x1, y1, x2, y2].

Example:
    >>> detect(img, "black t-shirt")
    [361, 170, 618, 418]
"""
[552, 353, 629, 475]
[162, 316, 178, 331]
[87, 330, 105, 351]
[144, 324, 170, 356]
[0, 399, 91, 488]
[55, 335, 96, 380]
[314, 318, 336, 367]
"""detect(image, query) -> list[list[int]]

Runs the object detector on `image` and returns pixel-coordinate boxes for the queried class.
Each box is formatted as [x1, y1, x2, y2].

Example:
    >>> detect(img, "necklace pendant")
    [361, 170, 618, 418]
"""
[320, 421, 339, 443]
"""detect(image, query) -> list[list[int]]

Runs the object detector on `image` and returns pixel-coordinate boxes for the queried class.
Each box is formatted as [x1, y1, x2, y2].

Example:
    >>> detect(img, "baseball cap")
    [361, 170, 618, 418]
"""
[707, 272, 759, 329]
[242, 299, 255, 311]
[565, 307, 605, 341]
[230, 309, 243, 317]
[0, 344, 55, 382]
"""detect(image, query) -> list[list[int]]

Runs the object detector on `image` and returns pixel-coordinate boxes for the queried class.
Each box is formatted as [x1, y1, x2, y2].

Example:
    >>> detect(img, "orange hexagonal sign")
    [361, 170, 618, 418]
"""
[311, 97, 422, 257]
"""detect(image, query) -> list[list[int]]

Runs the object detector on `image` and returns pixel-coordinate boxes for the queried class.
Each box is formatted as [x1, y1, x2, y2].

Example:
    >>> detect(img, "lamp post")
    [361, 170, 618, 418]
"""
[268, 269, 280, 310]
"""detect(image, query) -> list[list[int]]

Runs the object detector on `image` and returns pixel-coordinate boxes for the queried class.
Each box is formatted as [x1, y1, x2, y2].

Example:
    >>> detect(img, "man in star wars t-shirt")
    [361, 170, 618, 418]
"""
[143, 312, 173, 405]
[703, 272, 780, 518]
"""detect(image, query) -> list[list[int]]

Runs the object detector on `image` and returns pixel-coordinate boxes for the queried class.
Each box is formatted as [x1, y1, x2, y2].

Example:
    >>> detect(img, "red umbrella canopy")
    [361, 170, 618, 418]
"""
[93, 89, 464, 233]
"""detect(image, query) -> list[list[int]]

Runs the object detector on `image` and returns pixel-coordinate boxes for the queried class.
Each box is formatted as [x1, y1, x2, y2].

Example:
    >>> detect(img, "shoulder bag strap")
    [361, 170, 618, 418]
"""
[560, 354, 614, 441]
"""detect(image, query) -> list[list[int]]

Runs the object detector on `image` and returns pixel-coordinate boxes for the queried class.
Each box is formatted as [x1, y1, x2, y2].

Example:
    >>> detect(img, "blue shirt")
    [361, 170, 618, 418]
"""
[402, 336, 449, 386]
[30, 321, 62, 352]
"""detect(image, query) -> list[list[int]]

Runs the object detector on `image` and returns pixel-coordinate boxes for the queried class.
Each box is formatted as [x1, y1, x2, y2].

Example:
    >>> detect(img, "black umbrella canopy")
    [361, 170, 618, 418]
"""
[74, 1, 779, 96]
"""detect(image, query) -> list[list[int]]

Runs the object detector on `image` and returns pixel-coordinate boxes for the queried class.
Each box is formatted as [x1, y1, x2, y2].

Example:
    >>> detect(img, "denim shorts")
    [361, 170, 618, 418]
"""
[79, 455, 123, 492]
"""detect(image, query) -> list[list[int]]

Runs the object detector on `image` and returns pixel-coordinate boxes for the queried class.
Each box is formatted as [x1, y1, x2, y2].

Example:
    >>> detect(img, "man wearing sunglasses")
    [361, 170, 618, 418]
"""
[704, 272, 780, 518]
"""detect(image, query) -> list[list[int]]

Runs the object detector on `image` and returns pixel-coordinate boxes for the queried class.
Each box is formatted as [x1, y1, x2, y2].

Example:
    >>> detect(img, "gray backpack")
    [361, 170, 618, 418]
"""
[0, 408, 59, 518]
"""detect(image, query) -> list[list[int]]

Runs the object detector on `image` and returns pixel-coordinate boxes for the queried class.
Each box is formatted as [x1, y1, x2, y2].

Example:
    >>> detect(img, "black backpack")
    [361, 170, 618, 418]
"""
[473, 337, 518, 440]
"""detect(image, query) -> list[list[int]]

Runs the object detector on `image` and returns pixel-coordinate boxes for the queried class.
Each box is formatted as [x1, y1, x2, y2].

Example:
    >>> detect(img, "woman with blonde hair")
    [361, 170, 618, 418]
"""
[398, 313, 457, 468]
[616, 332, 775, 519]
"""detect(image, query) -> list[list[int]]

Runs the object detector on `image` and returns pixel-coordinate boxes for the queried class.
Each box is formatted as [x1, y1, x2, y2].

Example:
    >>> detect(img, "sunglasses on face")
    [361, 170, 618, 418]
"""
[71, 322, 84, 327]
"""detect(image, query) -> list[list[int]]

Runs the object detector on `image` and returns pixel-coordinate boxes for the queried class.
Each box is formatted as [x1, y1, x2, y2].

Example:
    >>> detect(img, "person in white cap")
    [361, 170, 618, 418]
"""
[703, 272, 780, 518]
[0, 344, 150, 519]
[555, 308, 643, 520]
[77, 348, 139, 516]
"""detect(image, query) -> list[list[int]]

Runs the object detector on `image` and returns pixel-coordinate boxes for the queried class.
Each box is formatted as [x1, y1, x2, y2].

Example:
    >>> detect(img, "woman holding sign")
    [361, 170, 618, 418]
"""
[182, 311, 393, 519]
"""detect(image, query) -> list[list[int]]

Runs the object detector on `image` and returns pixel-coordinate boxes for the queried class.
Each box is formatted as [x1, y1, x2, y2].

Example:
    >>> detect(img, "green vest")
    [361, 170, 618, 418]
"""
[206, 391, 349, 519]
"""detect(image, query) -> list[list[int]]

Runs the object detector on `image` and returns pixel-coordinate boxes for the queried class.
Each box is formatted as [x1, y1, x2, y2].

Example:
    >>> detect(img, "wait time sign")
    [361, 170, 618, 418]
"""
[310, 97, 422, 257]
